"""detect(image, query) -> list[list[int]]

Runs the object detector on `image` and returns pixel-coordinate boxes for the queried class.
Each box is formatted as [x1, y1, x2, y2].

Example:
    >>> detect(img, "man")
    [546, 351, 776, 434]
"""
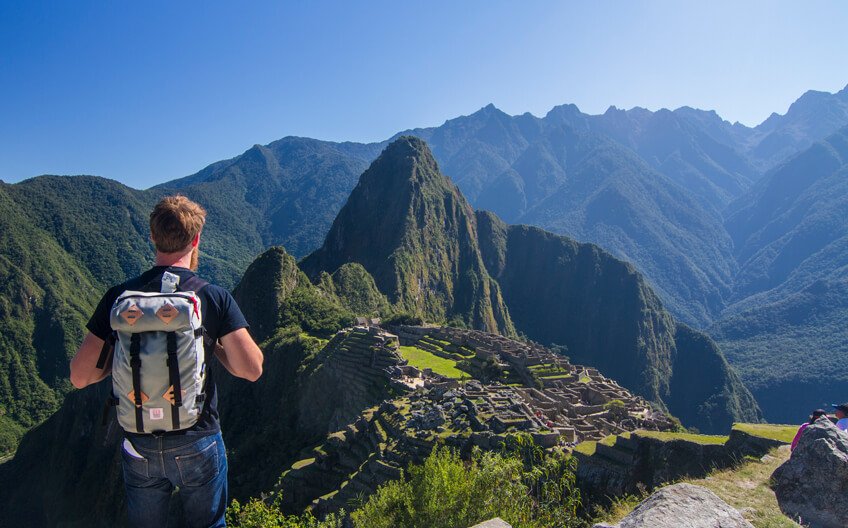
[832, 403, 848, 432]
[70, 195, 263, 528]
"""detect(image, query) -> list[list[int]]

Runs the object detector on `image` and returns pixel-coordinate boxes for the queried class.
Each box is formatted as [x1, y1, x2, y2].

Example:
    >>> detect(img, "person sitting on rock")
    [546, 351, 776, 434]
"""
[832, 403, 848, 432]
[791, 409, 828, 451]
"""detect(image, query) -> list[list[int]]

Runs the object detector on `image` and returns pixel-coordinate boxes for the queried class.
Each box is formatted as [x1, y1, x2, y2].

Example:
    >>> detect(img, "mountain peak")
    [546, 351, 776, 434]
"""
[300, 137, 514, 334]
[357, 135, 443, 192]
[469, 103, 509, 120]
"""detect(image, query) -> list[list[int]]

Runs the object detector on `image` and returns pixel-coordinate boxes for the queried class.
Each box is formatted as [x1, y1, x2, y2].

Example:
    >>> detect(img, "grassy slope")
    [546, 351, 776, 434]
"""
[594, 446, 799, 527]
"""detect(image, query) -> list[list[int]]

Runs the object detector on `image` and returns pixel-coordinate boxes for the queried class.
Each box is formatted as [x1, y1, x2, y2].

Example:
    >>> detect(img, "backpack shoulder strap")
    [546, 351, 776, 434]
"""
[178, 275, 208, 293]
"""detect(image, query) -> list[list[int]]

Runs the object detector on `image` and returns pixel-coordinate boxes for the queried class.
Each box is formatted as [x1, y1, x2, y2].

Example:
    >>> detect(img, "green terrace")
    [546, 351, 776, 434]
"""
[527, 362, 571, 380]
[398, 345, 470, 379]
[414, 335, 477, 361]
[572, 423, 797, 457]
[732, 423, 796, 444]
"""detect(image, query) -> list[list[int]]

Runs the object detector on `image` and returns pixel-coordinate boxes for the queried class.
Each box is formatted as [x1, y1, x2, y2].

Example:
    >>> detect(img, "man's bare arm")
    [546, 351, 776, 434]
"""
[217, 328, 263, 382]
[70, 332, 110, 389]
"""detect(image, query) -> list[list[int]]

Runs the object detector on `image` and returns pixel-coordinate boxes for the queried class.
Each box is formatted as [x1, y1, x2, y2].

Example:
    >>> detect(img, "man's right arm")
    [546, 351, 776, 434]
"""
[70, 332, 110, 389]
[217, 328, 263, 382]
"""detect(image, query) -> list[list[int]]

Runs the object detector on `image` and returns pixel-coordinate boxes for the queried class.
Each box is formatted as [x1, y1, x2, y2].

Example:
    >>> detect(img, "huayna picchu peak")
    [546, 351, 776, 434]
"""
[300, 136, 516, 336]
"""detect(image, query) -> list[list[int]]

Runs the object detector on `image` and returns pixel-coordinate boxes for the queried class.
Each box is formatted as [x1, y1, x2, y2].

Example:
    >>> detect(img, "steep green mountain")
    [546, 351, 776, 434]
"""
[300, 136, 515, 335]
[475, 211, 758, 432]
[158, 136, 384, 258]
[0, 185, 99, 453]
[317, 262, 391, 317]
[712, 126, 848, 422]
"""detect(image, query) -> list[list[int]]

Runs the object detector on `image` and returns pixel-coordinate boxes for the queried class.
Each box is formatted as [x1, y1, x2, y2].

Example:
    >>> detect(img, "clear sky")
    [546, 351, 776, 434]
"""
[1, 1, 846, 189]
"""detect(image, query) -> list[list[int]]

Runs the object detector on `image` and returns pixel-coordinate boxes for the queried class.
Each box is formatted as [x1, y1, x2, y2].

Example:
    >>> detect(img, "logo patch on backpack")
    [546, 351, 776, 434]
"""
[120, 305, 144, 326]
[163, 385, 187, 406]
[149, 408, 164, 420]
[127, 390, 150, 406]
[156, 303, 178, 325]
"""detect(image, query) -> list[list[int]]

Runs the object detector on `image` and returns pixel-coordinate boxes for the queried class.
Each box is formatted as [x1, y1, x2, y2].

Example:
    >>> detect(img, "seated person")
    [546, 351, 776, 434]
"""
[832, 403, 848, 432]
[791, 409, 827, 451]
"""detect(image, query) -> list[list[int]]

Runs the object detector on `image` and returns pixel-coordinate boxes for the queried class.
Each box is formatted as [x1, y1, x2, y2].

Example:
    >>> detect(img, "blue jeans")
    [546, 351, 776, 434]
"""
[121, 431, 228, 528]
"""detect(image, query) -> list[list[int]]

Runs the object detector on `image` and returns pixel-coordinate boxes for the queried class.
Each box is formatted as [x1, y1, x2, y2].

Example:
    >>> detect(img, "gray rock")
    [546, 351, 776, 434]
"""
[592, 483, 753, 528]
[771, 418, 848, 528]
[469, 518, 511, 528]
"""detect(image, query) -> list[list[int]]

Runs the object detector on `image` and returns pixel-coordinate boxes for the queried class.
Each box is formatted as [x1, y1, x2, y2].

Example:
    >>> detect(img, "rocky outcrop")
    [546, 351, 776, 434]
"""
[771, 418, 848, 528]
[592, 483, 753, 528]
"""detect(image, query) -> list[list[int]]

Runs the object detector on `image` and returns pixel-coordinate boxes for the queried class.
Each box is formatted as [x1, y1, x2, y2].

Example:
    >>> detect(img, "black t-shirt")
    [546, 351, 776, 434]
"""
[87, 266, 249, 438]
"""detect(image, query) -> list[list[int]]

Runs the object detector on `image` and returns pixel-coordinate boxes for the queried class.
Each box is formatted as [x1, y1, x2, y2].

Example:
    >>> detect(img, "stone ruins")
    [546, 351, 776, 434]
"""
[277, 323, 675, 515]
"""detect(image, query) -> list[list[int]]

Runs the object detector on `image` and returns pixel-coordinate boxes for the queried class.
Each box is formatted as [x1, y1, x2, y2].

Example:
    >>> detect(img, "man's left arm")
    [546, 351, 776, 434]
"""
[70, 332, 111, 388]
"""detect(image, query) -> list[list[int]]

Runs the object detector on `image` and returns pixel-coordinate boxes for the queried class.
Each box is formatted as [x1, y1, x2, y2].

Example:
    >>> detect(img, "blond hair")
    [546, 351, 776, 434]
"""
[149, 195, 207, 253]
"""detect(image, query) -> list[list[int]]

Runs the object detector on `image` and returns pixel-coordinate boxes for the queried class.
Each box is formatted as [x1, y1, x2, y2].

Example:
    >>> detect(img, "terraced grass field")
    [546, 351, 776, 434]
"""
[635, 430, 729, 444]
[732, 423, 797, 444]
[398, 345, 468, 379]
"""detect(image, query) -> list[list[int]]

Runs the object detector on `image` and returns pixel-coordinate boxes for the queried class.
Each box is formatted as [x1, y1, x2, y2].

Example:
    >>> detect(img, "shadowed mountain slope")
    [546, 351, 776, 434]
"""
[475, 211, 758, 431]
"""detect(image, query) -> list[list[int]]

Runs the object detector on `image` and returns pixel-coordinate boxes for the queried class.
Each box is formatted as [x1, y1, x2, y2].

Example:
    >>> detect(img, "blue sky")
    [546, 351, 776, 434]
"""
[1, 1, 846, 188]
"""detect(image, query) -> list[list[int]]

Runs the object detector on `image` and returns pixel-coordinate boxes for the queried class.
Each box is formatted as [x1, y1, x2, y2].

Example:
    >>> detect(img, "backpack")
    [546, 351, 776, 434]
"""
[97, 272, 209, 434]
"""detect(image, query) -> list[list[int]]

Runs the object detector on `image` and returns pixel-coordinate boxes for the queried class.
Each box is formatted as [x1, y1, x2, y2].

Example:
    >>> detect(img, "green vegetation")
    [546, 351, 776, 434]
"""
[398, 346, 467, 379]
[227, 498, 343, 528]
[351, 444, 582, 528]
[318, 263, 391, 316]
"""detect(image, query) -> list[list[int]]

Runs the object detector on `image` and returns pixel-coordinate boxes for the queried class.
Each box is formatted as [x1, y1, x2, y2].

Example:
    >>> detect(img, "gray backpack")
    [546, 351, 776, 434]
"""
[98, 272, 209, 433]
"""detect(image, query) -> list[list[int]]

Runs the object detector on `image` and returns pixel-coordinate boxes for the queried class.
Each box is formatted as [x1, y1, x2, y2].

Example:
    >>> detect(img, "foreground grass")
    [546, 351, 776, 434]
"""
[593, 446, 800, 528]
[690, 446, 800, 527]
[398, 345, 467, 379]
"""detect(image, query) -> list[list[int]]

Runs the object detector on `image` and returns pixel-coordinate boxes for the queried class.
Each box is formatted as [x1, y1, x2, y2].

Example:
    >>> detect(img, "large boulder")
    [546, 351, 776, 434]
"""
[771, 418, 848, 527]
[592, 483, 752, 528]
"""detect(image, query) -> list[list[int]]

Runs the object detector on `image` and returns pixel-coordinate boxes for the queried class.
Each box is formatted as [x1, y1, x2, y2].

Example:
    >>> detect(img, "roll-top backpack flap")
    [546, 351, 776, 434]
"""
[110, 290, 206, 434]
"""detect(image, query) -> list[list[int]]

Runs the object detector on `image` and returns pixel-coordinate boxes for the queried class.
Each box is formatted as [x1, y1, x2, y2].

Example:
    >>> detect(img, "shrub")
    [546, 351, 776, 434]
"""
[351, 442, 582, 528]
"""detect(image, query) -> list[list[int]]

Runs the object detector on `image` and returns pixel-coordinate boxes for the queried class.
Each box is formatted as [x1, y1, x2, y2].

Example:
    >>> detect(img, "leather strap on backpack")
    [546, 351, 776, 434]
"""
[130, 334, 144, 433]
[166, 332, 183, 430]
